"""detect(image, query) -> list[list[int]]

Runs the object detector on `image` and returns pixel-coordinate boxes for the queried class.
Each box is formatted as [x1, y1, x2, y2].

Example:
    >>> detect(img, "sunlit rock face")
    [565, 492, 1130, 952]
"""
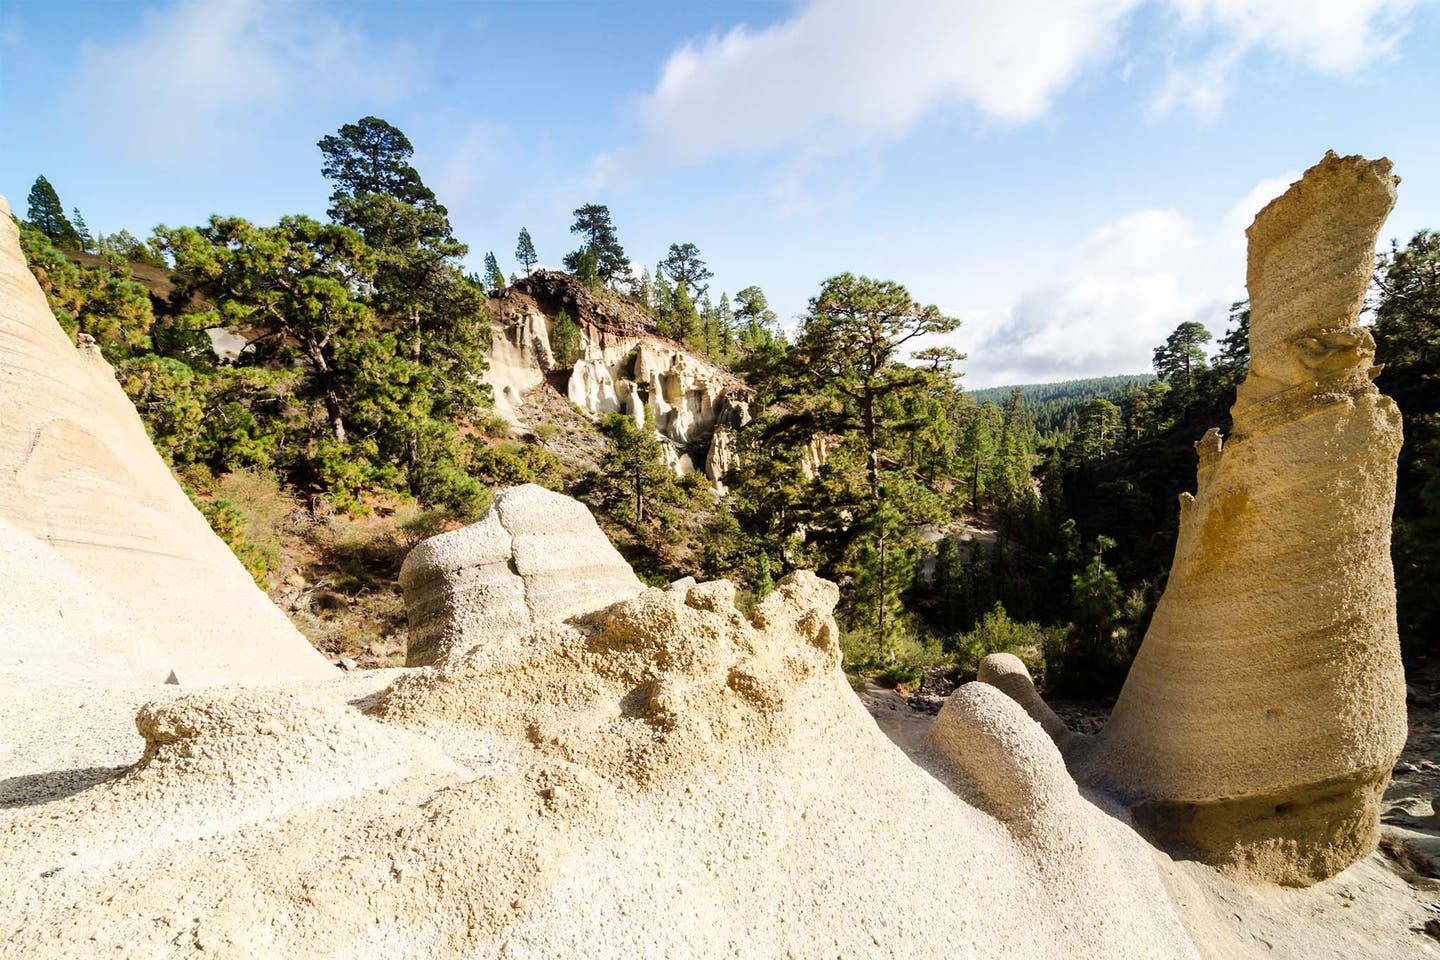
[1069, 152, 1407, 885]
[399, 484, 645, 666]
[567, 332, 752, 475]
[0, 195, 332, 688]
[486, 271, 752, 477]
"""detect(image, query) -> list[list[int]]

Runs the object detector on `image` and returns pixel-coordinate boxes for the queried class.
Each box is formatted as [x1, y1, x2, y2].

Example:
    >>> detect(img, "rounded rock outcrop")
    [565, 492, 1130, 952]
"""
[399, 484, 645, 665]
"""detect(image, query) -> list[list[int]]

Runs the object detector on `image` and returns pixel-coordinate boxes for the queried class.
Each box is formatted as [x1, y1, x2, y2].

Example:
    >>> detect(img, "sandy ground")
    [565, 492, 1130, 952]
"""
[860, 677, 1440, 959]
[4, 668, 1438, 958]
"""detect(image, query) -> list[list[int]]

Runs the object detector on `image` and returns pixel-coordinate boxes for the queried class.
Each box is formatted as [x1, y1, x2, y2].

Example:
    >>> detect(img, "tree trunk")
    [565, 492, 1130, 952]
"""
[634, 466, 643, 525]
[407, 306, 423, 476]
[305, 341, 347, 444]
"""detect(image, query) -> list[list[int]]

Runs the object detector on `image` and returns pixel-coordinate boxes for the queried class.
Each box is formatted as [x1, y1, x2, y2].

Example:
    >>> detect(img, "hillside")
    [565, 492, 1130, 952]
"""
[970, 374, 1154, 432]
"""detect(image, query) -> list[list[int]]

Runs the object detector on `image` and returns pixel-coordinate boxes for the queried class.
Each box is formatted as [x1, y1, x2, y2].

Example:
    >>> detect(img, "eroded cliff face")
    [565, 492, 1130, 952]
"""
[0, 195, 333, 689]
[981, 153, 1408, 888]
[486, 272, 752, 479]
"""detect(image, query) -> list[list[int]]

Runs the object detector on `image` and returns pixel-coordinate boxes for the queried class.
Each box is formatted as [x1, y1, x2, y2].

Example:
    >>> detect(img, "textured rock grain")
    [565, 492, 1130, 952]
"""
[0, 194, 332, 688]
[1056, 152, 1408, 885]
[399, 484, 644, 665]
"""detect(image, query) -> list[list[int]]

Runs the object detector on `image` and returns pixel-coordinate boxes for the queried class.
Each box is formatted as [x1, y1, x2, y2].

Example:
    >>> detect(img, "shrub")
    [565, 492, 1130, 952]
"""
[953, 602, 1042, 672]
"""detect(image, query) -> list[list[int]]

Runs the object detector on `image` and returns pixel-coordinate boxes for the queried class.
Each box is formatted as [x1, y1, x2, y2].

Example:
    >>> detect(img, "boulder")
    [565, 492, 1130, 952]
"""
[399, 484, 645, 664]
[0, 195, 332, 688]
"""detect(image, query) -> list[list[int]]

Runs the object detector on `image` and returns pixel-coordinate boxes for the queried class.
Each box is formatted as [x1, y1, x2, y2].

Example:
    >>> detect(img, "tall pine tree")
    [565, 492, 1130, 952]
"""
[26, 176, 81, 249]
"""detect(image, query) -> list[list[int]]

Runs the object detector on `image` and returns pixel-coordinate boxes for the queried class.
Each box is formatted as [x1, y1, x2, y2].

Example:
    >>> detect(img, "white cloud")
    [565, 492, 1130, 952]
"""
[68, 0, 418, 164]
[955, 172, 1296, 387]
[420, 119, 512, 211]
[635, 0, 1140, 166]
[1148, 0, 1415, 117]
[629, 0, 1421, 167]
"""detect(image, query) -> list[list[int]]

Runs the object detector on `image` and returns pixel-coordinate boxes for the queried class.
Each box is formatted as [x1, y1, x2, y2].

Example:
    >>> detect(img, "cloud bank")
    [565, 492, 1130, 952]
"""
[633, 0, 1415, 165]
[957, 174, 1296, 388]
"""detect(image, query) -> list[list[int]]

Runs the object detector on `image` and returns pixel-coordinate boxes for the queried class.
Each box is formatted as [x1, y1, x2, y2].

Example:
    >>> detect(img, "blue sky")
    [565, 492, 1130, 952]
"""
[2, 0, 1437, 386]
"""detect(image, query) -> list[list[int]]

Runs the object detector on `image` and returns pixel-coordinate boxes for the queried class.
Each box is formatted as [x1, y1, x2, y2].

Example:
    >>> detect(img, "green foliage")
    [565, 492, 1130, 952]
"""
[574, 245, 600, 289]
[968, 375, 1155, 435]
[954, 603, 1041, 673]
[157, 214, 379, 447]
[563, 204, 627, 286]
[185, 486, 283, 587]
[668, 281, 700, 345]
[734, 284, 780, 351]
[1374, 230, 1440, 655]
[659, 242, 712, 299]
[728, 272, 964, 659]
[484, 251, 505, 292]
[318, 116, 434, 209]
[26, 175, 81, 249]
[1043, 536, 1130, 695]
[98, 229, 166, 268]
[71, 207, 94, 252]
[551, 309, 581, 367]
[515, 227, 538, 276]
[18, 225, 155, 360]
[592, 410, 682, 529]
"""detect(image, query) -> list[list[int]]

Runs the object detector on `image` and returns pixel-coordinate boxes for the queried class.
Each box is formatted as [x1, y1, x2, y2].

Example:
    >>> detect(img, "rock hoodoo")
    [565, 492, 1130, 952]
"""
[399, 484, 645, 665]
[1, 153, 1428, 958]
[487, 270, 753, 477]
[984, 153, 1408, 886]
[0, 196, 332, 688]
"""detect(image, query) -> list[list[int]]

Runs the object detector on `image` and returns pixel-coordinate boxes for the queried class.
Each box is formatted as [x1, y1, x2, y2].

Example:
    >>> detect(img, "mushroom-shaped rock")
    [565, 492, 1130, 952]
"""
[976, 653, 1073, 749]
[399, 485, 645, 665]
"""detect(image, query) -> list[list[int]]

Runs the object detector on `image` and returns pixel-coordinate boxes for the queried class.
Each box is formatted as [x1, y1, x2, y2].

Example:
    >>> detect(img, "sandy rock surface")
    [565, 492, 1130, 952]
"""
[399, 484, 644, 665]
[0, 196, 332, 688]
[1028, 152, 1409, 886]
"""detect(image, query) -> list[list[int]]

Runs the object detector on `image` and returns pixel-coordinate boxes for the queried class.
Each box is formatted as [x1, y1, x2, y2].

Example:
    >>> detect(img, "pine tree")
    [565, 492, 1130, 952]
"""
[515, 227, 538, 276]
[484, 251, 505, 292]
[71, 208, 94, 252]
[1153, 321, 1212, 386]
[551, 309, 581, 367]
[317, 116, 489, 475]
[575, 246, 600, 289]
[670, 281, 700, 345]
[735, 285, 778, 349]
[318, 117, 435, 211]
[659, 242, 713, 299]
[563, 204, 627, 285]
[597, 410, 679, 527]
[634, 267, 654, 313]
[26, 176, 81, 249]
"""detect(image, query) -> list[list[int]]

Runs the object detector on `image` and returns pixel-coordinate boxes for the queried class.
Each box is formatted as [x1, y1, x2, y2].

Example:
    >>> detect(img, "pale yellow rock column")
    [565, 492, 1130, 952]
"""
[1073, 152, 1407, 886]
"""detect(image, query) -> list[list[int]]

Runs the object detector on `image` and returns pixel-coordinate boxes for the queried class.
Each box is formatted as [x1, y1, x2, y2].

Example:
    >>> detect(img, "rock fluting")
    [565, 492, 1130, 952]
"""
[0, 195, 332, 688]
[399, 484, 645, 665]
[1012, 152, 1408, 886]
[488, 271, 753, 477]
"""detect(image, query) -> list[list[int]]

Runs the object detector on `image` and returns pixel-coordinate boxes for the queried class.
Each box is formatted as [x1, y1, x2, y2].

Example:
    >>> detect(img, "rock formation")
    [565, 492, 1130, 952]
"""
[487, 271, 753, 477]
[485, 296, 554, 423]
[399, 484, 645, 665]
[0, 196, 332, 688]
[3, 562, 1203, 959]
[0, 153, 1427, 957]
[985, 153, 1408, 886]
